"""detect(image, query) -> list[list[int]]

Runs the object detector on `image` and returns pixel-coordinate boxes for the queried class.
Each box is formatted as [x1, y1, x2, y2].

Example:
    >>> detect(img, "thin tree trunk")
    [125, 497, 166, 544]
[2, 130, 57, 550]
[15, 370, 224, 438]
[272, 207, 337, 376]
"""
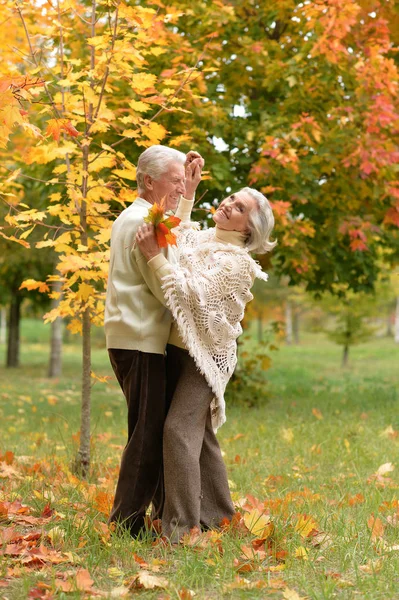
[342, 345, 349, 368]
[77, 307, 91, 478]
[285, 300, 293, 345]
[395, 296, 399, 344]
[386, 311, 393, 337]
[293, 308, 300, 344]
[257, 311, 263, 343]
[6, 295, 22, 368]
[0, 307, 6, 344]
[48, 278, 63, 378]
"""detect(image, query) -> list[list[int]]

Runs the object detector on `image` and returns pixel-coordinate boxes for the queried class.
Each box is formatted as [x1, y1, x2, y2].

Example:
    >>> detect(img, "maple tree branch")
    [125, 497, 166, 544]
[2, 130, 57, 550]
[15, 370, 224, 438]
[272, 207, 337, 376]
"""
[15, 3, 62, 120]
[90, 7, 119, 126]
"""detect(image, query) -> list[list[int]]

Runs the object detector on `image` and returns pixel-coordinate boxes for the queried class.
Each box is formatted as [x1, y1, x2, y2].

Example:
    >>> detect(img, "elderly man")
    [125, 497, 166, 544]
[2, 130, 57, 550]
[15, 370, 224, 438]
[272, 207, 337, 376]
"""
[104, 145, 203, 536]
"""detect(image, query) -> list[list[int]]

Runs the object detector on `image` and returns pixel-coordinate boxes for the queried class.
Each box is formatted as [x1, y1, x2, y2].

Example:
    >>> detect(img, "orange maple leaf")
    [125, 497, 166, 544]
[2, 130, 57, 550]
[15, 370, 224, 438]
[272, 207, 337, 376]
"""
[144, 201, 181, 247]
[46, 119, 79, 142]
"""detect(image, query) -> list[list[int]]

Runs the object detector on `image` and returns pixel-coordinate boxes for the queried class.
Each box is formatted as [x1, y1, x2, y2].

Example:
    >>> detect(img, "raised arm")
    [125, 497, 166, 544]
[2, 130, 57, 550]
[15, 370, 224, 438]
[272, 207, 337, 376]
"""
[175, 152, 204, 222]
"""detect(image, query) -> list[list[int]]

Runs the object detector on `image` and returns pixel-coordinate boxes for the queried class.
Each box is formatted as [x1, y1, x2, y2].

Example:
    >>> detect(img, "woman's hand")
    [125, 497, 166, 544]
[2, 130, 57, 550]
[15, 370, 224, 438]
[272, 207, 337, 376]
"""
[185, 151, 205, 169]
[136, 223, 161, 261]
[185, 157, 203, 200]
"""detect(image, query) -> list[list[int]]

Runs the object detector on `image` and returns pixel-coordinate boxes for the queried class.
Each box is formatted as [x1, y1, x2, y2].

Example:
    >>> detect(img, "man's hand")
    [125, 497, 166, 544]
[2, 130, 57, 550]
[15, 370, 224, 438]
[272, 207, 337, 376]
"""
[185, 157, 203, 200]
[136, 224, 161, 261]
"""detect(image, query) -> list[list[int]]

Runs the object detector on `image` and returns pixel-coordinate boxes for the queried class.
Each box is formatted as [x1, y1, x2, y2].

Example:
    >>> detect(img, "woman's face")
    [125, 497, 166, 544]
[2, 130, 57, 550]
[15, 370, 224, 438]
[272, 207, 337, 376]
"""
[212, 190, 257, 233]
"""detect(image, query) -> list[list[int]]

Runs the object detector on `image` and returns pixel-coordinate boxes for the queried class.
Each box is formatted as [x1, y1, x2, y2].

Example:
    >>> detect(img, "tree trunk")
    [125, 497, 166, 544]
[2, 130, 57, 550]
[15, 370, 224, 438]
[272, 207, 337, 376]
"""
[48, 279, 63, 378]
[76, 307, 91, 478]
[285, 300, 293, 345]
[395, 296, 399, 344]
[342, 344, 349, 368]
[293, 308, 300, 344]
[6, 295, 22, 368]
[257, 311, 263, 343]
[0, 307, 6, 344]
[386, 311, 393, 337]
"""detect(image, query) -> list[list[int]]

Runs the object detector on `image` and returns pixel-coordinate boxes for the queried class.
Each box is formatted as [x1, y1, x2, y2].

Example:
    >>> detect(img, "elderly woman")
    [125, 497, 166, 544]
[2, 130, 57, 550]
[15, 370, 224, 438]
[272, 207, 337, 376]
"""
[136, 187, 276, 542]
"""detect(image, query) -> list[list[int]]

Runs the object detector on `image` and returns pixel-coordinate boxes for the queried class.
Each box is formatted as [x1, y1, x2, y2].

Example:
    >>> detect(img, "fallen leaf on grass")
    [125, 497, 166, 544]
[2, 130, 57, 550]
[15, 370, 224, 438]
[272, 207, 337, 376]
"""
[359, 558, 383, 574]
[178, 588, 196, 598]
[380, 426, 398, 439]
[27, 581, 53, 599]
[282, 587, 308, 599]
[97, 586, 130, 598]
[312, 408, 323, 420]
[367, 514, 385, 540]
[281, 428, 294, 443]
[294, 514, 318, 538]
[347, 493, 365, 506]
[55, 568, 94, 592]
[0, 451, 14, 464]
[180, 527, 223, 553]
[0, 463, 22, 479]
[243, 508, 273, 539]
[368, 463, 395, 487]
[294, 546, 308, 559]
[93, 491, 113, 515]
[310, 531, 333, 551]
[224, 575, 284, 591]
[20, 544, 68, 566]
[386, 514, 399, 527]
[130, 570, 169, 590]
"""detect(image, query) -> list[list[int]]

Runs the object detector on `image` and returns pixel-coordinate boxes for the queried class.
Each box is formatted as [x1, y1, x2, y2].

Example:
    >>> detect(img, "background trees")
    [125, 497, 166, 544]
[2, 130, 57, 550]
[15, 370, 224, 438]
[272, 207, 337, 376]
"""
[1, 0, 398, 474]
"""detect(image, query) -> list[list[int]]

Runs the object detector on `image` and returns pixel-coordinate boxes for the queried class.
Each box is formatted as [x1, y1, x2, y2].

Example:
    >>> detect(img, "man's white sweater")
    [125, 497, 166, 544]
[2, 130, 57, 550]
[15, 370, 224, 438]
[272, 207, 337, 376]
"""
[104, 196, 193, 354]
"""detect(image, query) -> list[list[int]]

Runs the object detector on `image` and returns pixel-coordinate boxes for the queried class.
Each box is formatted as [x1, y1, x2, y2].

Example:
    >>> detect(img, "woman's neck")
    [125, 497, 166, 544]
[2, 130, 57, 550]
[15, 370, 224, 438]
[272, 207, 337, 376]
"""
[214, 226, 247, 247]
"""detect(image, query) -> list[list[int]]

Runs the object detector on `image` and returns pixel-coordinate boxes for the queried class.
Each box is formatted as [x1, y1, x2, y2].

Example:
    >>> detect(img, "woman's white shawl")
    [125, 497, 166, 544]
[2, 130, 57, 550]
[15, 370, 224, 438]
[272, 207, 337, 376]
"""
[161, 225, 268, 431]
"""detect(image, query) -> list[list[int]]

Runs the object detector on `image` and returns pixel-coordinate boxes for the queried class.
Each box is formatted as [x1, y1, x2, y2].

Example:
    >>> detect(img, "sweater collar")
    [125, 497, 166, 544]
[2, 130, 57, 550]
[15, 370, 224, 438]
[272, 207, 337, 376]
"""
[214, 226, 247, 248]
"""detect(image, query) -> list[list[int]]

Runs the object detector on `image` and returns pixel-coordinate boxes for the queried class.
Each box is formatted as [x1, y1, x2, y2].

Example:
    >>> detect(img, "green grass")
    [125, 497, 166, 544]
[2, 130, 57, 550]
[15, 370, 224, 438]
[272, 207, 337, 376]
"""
[1, 320, 399, 598]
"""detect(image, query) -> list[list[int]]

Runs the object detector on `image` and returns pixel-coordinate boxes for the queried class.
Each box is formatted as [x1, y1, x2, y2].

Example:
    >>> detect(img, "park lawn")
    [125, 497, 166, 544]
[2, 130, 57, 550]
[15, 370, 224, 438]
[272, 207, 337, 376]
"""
[1, 321, 399, 599]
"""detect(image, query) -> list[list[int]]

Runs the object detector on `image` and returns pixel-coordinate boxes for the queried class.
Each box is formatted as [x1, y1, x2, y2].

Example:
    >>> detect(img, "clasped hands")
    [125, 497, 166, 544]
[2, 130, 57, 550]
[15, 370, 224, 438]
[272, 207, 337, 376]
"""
[136, 150, 204, 261]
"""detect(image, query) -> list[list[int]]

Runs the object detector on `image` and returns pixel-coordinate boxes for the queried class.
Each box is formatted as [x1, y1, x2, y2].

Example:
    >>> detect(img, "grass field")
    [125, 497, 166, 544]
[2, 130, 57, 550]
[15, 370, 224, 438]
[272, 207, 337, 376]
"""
[1, 320, 399, 599]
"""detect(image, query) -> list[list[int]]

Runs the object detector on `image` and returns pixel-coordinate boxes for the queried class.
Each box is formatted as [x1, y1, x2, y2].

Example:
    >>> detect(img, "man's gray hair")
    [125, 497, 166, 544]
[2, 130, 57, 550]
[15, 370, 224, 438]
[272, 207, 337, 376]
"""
[241, 187, 277, 254]
[136, 145, 186, 193]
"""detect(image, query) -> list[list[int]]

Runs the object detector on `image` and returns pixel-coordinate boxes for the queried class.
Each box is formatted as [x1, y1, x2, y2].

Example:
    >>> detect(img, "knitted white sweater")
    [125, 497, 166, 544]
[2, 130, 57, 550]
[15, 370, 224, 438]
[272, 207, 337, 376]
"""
[148, 224, 268, 430]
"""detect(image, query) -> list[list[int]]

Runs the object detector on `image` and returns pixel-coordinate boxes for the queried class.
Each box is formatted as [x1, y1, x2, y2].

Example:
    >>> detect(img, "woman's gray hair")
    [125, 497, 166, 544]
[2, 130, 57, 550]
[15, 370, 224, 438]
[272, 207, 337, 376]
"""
[241, 187, 277, 254]
[136, 145, 186, 194]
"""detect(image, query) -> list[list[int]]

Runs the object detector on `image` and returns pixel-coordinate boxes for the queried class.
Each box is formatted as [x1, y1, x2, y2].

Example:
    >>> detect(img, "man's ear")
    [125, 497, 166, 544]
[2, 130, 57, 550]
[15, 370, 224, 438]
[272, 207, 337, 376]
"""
[143, 173, 153, 190]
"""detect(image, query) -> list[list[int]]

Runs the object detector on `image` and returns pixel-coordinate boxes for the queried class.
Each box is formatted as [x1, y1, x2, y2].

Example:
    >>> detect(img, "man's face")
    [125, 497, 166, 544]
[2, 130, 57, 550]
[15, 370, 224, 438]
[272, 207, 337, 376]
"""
[150, 162, 186, 211]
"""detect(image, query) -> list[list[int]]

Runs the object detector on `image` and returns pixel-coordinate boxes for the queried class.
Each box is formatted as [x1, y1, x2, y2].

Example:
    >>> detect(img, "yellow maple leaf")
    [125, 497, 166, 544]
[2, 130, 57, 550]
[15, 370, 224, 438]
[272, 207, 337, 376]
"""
[77, 283, 95, 301]
[131, 73, 157, 92]
[141, 122, 168, 145]
[295, 546, 308, 560]
[243, 509, 273, 539]
[68, 319, 82, 334]
[19, 279, 49, 293]
[295, 514, 318, 538]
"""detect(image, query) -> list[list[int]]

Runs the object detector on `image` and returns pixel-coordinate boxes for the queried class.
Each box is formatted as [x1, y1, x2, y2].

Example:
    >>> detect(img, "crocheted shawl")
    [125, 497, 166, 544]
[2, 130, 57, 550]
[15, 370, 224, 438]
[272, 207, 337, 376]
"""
[161, 225, 268, 431]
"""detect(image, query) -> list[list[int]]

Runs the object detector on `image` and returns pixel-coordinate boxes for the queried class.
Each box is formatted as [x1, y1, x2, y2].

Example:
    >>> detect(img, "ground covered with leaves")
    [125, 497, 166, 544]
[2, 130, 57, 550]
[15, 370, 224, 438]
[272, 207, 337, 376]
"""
[1, 326, 399, 599]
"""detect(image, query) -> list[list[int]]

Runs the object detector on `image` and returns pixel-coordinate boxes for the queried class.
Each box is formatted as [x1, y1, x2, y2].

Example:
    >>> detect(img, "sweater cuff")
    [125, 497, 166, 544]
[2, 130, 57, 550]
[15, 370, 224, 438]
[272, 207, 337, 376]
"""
[175, 197, 194, 222]
[147, 253, 174, 281]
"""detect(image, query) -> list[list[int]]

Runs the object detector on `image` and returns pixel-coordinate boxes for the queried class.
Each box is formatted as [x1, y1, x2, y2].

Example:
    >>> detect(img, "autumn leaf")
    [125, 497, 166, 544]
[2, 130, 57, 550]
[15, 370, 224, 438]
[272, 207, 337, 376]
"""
[282, 588, 308, 600]
[243, 509, 273, 539]
[367, 514, 385, 540]
[130, 571, 169, 590]
[144, 202, 181, 247]
[312, 408, 323, 420]
[19, 279, 50, 293]
[295, 515, 319, 538]
[46, 119, 79, 142]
